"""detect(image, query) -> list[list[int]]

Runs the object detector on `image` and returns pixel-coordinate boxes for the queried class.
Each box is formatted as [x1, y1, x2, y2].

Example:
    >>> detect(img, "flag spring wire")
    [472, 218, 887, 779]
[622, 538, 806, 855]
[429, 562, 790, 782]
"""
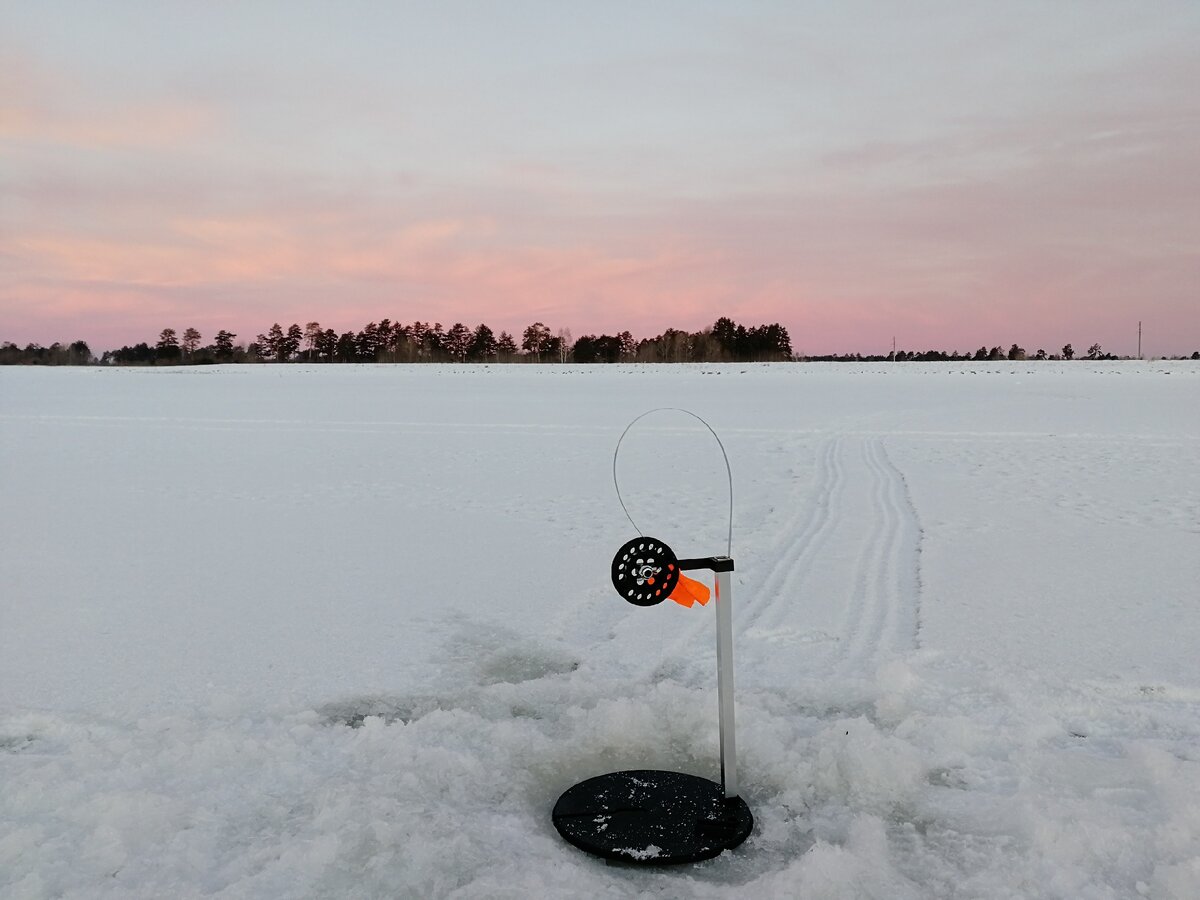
[611, 408, 734, 558]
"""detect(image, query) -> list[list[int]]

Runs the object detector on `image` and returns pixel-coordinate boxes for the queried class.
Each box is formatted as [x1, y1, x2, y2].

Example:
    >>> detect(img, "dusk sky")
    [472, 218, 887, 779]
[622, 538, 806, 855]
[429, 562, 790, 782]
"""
[3, 1, 1198, 356]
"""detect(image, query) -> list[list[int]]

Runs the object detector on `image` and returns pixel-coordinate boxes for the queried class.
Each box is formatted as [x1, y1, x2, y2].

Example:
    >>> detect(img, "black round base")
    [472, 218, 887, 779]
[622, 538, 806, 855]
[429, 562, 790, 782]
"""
[552, 770, 753, 865]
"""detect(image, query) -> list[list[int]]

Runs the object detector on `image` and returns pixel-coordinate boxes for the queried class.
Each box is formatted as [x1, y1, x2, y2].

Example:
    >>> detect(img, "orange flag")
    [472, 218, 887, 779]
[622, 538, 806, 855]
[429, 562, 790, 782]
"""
[668, 572, 711, 608]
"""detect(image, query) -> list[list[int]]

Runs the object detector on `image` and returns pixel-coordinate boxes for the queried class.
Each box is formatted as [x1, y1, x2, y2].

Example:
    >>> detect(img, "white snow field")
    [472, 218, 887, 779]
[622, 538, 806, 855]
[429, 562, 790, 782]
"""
[2, 362, 1199, 899]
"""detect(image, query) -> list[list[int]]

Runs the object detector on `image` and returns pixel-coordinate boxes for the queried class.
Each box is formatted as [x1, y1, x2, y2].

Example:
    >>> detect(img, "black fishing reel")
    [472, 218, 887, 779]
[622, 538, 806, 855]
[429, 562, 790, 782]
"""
[611, 536, 734, 607]
[611, 536, 679, 606]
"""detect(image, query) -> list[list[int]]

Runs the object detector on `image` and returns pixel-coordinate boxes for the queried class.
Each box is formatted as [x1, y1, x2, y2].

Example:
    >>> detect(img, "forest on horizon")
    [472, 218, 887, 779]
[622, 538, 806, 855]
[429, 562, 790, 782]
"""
[3, 316, 1196, 365]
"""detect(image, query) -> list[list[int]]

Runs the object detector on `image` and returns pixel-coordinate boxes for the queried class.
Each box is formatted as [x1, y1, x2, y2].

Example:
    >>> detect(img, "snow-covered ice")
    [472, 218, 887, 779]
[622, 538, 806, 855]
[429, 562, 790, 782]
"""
[2, 362, 1198, 898]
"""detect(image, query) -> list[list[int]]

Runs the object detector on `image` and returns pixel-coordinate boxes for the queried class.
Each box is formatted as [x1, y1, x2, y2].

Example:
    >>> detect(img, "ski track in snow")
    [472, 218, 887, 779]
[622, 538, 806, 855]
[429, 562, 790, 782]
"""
[748, 434, 844, 628]
[836, 438, 923, 676]
[740, 435, 923, 680]
[741, 435, 845, 641]
[664, 434, 847, 674]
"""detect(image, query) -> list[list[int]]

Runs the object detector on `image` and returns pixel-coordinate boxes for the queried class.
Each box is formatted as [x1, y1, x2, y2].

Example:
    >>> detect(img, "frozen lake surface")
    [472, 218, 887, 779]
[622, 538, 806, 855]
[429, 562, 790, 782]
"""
[2, 362, 1199, 898]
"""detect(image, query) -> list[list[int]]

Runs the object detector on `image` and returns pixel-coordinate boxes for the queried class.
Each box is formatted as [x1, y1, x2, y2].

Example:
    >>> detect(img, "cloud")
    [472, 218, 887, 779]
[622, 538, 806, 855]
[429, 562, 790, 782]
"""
[4, 145, 1197, 355]
[3, 7, 1199, 355]
[0, 55, 215, 150]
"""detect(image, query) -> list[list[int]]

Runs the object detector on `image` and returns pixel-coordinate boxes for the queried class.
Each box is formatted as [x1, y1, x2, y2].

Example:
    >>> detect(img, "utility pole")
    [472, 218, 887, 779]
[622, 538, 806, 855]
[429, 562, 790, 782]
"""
[892, 336, 896, 361]
[1138, 321, 1142, 360]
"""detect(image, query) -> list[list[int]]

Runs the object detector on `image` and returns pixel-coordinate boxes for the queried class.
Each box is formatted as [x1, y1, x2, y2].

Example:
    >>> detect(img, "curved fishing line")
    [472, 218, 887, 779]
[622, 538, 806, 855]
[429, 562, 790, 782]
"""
[612, 408, 734, 557]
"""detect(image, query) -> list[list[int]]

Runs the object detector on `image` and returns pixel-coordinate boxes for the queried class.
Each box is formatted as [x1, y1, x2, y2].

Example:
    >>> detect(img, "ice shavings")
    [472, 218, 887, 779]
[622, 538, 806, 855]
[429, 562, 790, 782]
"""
[617, 844, 662, 861]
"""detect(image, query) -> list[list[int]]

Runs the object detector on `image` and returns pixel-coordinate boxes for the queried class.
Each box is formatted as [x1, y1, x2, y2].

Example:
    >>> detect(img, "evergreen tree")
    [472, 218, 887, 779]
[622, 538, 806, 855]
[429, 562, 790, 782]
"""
[497, 331, 518, 361]
[356, 322, 380, 361]
[574, 334, 624, 363]
[522, 322, 551, 360]
[68, 340, 93, 364]
[156, 328, 181, 361]
[335, 331, 357, 362]
[376, 319, 393, 355]
[214, 330, 237, 360]
[444, 322, 472, 361]
[283, 324, 303, 361]
[304, 322, 322, 360]
[426, 323, 445, 360]
[469, 323, 498, 361]
[316, 328, 337, 362]
[712, 317, 737, 358]
[409, 322, 429, 358]
[266, 323, 286, 361]
[390, 323, 416, 361]
[619, 331, 636, 360]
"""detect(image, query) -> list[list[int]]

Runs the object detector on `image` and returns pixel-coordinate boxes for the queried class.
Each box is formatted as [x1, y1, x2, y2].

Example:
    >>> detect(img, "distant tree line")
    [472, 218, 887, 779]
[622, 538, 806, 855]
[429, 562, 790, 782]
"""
[5, 329, 1198, 366]
[86, 316, 796, 365]
[807, 342, 1155, 362]
[0, 341, 94, 365]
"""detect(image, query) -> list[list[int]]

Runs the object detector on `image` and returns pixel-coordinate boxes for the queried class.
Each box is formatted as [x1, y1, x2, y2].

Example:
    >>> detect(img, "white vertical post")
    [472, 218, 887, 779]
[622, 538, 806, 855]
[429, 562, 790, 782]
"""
[714, 568, 738, 798]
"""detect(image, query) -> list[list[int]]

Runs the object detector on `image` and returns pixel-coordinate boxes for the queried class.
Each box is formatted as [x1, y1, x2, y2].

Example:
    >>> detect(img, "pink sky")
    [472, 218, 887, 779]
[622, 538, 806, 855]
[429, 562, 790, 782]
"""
[3, 3, 1198, 357]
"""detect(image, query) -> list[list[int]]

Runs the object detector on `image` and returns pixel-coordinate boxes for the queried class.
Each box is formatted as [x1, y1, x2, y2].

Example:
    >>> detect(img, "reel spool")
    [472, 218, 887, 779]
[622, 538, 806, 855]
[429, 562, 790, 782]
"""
[611, 536, 680, 606]
[610, 535, 715, 608]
